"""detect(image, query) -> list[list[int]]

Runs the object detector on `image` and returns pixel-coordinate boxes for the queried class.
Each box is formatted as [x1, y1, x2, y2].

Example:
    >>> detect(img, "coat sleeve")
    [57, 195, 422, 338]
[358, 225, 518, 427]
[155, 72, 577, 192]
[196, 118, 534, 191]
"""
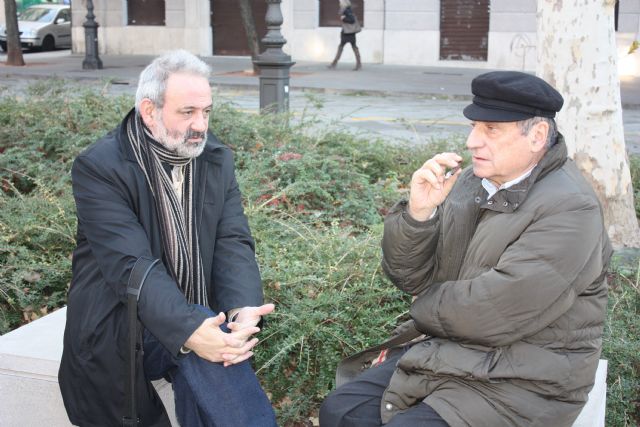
[381, 200, 441, 295]
[72, 154, 208, 356]
[410, 193, 608, 347]
[209, 149, 263, 314]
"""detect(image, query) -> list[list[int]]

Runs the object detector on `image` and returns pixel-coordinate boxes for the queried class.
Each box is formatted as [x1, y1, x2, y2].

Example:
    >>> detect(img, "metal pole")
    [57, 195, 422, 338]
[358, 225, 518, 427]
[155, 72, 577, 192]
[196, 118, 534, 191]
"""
[82, 0, 103, 70]
[253, 0, 295, 114]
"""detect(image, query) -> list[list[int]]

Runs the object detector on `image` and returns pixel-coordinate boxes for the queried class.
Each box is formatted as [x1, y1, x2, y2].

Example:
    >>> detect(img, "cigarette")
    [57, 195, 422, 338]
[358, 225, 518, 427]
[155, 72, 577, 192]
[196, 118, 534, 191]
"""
[444, 165, 461, 179]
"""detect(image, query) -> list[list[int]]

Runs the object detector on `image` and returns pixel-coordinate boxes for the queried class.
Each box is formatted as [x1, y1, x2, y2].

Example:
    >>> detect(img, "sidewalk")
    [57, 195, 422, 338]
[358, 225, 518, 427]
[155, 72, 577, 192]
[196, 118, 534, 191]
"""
[1, 51, 639, 107]
[1, 51, 639, 153]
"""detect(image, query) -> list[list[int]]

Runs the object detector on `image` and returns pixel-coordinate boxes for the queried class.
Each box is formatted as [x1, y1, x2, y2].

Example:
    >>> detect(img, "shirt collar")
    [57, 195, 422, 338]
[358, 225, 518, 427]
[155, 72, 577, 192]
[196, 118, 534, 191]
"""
[482, 166, 537, 200]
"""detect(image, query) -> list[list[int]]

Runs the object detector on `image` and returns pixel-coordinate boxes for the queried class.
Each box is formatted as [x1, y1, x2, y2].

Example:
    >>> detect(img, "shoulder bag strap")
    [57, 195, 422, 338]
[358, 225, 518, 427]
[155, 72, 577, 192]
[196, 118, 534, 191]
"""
[122, 257, 160, 427]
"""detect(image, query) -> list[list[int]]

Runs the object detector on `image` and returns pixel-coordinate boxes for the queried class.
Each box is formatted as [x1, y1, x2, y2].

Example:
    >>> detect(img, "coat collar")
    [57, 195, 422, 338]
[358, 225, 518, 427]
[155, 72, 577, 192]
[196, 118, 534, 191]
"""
[116, 109, 229, 232]
[471, 134, 568, 213]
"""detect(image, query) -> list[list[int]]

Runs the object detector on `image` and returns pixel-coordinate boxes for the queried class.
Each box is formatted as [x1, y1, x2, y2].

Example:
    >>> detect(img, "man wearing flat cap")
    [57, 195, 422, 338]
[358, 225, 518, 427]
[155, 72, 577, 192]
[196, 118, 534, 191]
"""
[320, 71, 613, 427]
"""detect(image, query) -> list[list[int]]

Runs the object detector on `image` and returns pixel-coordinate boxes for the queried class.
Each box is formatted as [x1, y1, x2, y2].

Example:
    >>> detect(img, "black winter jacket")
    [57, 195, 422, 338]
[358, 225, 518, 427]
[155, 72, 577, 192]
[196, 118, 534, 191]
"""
[58, 110, 263, 426]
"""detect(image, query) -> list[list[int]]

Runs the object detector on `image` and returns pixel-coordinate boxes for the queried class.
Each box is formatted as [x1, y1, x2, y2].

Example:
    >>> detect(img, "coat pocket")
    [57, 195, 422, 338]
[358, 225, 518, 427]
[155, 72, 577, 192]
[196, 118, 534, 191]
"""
[487, 341, 571, 395]
[396, 339, 571, 395]
[397, 339, 490, 381]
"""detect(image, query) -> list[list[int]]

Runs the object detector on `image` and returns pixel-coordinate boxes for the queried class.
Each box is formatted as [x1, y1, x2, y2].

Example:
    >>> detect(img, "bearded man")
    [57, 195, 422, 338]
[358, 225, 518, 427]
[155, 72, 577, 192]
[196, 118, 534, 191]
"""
[59, 50, 277, 427]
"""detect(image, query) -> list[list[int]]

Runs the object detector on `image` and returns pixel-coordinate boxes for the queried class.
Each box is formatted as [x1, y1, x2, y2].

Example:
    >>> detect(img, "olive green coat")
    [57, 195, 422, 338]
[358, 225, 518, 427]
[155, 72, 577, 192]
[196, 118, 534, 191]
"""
[338, 137, 612, 426]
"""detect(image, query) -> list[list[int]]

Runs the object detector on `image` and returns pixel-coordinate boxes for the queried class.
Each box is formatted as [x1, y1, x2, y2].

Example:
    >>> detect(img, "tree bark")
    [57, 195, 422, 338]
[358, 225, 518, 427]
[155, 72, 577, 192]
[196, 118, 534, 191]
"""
[238, 0, 261, 75]
[4, 0, 25, 66]
[537, 0, 640, 248]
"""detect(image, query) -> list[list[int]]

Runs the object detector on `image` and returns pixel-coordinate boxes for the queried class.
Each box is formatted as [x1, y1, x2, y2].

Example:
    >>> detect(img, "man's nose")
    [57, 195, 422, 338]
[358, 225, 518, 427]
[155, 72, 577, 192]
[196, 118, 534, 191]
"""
[191, 113, 208, 132]
[466, 127, 482, 149]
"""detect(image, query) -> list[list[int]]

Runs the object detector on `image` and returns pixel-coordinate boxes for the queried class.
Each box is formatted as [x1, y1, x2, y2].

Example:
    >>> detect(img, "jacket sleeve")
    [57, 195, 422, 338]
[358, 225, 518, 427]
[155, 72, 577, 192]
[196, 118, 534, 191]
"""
[410, 193, 607, 347]
[72, 154, 208, 356]
[381, 200, 441, 295]
[210, 149, 263, 314]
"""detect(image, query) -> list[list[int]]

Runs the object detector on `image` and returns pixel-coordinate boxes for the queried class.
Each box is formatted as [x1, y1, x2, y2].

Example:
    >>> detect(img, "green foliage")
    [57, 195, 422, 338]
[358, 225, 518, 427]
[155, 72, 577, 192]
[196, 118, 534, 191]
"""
[603, 258, 640, 427]
[208, 100, 457, 230]
[0, 83, 130, 331]
[629, 155, 640, 218]
[0, 81, 638, 426]
[250, 216, 410, 416]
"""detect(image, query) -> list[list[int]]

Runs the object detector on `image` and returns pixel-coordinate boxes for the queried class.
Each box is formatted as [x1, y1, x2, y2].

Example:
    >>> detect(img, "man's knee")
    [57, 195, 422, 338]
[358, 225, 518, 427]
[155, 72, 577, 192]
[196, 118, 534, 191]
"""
[319, 389, 344, 427]
[384, 403, 449, 427]
[320, 387, 371, 427]
[319, 387, 381, 427]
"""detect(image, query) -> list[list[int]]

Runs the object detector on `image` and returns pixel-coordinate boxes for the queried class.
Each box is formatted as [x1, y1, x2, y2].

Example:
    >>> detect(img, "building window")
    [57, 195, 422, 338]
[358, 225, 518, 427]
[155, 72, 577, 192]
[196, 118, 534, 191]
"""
[440, 0, 490, 61]
[211, 0, 268, 56]
[319, 0, 364, 27]
[128, 0, 166, 26]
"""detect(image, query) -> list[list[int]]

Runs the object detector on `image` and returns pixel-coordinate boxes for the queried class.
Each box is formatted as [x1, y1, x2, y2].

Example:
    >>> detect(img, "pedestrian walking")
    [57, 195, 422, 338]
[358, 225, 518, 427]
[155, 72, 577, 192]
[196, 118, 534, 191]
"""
[328, 0, 362, 71]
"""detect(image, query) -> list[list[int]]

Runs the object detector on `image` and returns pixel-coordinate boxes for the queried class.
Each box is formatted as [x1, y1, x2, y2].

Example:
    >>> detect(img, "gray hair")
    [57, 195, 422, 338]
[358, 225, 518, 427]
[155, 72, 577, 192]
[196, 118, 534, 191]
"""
[135, 50, 211, 111]
[339, 0, 351, 9]
[517, 116, 558, 148]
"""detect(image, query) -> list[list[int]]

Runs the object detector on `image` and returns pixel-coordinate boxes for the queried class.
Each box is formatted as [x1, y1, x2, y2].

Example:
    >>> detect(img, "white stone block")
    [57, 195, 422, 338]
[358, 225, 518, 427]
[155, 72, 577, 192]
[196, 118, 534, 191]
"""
[572, 359, 607, 427]
[0, 307, 178, 427]
[386, 0, 439, 12]
[0, 308, 71, 426]
[385, 11, 440, 31]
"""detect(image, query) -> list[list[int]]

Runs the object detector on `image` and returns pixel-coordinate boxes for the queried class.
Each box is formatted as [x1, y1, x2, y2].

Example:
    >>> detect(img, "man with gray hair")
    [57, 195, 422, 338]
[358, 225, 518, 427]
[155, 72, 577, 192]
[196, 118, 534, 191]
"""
[320, 71, 612, 426]
[59, 50, 277, 426]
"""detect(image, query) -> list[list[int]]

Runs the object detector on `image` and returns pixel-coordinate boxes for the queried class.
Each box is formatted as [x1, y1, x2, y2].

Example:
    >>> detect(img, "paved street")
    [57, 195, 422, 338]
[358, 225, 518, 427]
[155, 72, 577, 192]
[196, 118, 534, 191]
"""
[1, 49, 639, 153]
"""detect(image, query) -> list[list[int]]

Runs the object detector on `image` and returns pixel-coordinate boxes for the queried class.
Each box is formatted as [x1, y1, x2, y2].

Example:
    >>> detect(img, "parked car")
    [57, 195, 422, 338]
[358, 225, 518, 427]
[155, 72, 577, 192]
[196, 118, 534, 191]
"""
[0, 4, 71, 52]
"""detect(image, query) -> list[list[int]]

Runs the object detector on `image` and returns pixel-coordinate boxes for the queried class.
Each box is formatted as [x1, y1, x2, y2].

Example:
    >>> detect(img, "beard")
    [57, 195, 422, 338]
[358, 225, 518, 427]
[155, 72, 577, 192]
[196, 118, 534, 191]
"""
[153, 112, 207, 158]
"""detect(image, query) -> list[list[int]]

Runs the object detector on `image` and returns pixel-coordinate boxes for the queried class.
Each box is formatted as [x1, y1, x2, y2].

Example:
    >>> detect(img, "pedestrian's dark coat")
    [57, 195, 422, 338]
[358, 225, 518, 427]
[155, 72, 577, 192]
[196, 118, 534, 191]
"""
[338, 136, 612, 426]
[58, 109, 263, 426]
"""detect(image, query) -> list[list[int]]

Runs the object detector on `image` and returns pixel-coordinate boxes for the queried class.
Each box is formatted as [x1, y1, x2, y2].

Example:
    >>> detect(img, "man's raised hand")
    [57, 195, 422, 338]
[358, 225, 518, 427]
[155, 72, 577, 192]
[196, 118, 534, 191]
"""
[408, 152, 463, 221]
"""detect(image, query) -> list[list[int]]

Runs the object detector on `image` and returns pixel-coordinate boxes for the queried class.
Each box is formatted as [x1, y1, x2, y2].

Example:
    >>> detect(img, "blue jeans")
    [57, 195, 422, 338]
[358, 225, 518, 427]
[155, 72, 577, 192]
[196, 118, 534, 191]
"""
[143, 308, 278, 427]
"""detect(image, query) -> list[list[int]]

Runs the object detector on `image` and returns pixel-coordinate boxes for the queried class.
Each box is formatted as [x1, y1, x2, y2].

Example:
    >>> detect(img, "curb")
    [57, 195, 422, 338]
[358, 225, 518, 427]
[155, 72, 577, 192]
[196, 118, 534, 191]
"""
[0, 71, 478, 102]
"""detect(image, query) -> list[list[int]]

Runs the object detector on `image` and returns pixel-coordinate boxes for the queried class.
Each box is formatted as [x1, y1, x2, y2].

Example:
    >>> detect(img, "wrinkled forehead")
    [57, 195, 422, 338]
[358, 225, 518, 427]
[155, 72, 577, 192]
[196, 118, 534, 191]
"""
[163, 72, 212, 109]
[469, 120, 519, 129]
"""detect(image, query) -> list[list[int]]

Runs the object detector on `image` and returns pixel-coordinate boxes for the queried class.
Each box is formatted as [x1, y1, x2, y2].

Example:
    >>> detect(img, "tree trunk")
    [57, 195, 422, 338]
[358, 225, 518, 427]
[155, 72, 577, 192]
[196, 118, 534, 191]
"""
[4, 0, 25, 66]
[238, 0, 261, 75]
[537, 0, 640, 248]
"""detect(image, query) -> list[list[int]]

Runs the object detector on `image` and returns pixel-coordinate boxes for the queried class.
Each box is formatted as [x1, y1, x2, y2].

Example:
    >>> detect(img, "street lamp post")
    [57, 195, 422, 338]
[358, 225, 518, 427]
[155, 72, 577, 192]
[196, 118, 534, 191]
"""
[82, 0, 103, 70]
[253, 0, 294, 114]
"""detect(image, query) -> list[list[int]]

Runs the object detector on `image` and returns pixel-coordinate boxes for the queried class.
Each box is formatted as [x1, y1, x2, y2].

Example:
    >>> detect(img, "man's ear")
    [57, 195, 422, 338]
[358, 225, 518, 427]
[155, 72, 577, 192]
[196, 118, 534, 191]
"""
[530, 120, 549, 153]
[138, 99, 157, 130]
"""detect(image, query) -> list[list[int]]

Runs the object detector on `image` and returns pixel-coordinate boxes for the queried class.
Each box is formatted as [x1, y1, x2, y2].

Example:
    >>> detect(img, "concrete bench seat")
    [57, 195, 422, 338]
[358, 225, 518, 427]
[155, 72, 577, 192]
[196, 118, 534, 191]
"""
[0, 307, 178, 426]
[0, 307, 607, 426]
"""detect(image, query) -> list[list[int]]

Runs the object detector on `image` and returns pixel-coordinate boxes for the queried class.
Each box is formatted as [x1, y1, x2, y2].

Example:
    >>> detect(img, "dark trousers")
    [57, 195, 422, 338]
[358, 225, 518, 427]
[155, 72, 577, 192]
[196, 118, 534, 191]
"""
[340, 32, 357, 48]
[143, 308, 277, 427]
[319, 350, 449, 427]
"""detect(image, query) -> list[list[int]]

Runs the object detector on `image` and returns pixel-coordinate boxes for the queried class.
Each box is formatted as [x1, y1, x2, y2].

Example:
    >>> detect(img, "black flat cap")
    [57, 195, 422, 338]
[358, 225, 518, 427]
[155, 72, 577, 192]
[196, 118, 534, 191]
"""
[463, 71, 564, 122]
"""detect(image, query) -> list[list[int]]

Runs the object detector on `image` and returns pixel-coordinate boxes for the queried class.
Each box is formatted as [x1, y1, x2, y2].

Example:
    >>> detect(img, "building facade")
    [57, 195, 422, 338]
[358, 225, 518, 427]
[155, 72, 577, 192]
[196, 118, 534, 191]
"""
[61, 0, 639, 75]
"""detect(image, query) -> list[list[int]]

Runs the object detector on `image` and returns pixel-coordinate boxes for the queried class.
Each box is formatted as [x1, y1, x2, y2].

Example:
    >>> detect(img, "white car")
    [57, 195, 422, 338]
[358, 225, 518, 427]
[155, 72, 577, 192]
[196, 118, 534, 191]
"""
[0, 4, 71, 52]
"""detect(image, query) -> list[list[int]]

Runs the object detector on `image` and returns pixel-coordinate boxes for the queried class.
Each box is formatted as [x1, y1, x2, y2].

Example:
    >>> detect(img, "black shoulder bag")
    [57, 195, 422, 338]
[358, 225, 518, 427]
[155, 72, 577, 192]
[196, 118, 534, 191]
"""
[342, 7, 356, 24]
[122, 257, 160, 427]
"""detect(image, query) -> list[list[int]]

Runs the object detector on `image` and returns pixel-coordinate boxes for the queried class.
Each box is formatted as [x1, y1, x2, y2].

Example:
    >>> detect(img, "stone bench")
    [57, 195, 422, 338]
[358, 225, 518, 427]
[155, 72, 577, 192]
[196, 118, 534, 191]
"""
[0, 307, 607, 426]
[0, 307, 177, 426]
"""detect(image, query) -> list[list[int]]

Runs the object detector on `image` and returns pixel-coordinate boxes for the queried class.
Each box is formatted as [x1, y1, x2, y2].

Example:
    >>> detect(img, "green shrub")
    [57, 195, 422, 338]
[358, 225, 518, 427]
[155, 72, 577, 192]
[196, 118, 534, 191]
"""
[630, 155, 640, 218]
[250, 215, 410, 416]
[603, 257, 640, 427]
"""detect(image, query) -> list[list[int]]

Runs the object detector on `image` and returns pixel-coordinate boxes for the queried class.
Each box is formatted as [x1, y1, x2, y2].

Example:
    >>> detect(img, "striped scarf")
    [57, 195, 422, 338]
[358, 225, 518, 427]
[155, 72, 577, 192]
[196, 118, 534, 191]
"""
[126, 112, 207, 305]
